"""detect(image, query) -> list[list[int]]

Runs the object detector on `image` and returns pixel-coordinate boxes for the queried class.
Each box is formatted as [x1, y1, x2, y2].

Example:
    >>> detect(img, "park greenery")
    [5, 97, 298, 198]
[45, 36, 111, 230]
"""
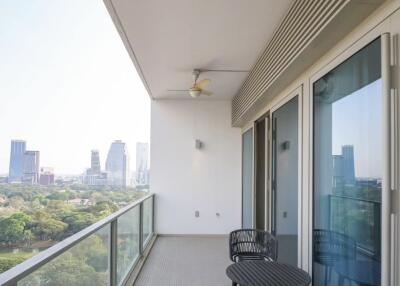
[0, 183, 146, 276]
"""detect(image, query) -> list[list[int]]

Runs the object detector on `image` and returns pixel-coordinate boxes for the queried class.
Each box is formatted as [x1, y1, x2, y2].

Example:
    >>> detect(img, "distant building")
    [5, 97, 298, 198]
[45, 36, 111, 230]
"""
[105, 140, 130, 187]
[67, 198, 92, 207]
[40, 167, 55, 185]
[332, 155, 344, 190]
[136, 142, 149, 185]
[23, 151, 40, 184]
[332, 145, 356, 190]
[8, 140, 26, 183]
[83, 150, 108, 186]
[342, 145, 356, 186]
[90, 150, 101, 174]
[84, 172, 108, 186]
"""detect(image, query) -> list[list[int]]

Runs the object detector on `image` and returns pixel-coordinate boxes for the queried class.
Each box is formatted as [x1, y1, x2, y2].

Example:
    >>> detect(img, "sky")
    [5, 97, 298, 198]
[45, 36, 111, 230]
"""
[0, 0, 150, 175]
[332, 79, 382, 179]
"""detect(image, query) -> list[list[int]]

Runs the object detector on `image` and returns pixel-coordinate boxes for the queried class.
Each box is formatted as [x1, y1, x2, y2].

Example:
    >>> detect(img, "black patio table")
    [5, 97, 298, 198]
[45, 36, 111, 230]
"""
[226, 261, 311, 286]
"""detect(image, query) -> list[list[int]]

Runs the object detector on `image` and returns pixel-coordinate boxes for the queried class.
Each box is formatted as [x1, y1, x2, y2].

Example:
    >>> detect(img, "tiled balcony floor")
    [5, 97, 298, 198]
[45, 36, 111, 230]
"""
[134, 236, 232, 286]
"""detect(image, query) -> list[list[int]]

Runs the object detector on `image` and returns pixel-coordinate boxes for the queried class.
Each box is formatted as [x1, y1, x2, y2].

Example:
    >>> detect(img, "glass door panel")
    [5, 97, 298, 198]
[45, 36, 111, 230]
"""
[272, 96, 299, 266]
[313, 38, 382, 285]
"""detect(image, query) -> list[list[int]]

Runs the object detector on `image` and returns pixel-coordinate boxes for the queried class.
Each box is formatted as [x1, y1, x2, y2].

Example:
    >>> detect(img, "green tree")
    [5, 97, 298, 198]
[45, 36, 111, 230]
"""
[32, 211, 67, 240]
[0, 213, 33, 245]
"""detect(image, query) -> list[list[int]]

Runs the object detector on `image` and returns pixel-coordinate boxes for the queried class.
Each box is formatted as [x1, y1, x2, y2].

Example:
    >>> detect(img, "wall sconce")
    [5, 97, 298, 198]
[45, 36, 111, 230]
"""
[195, 139, 203, 150]
[281, 141, 290, 151]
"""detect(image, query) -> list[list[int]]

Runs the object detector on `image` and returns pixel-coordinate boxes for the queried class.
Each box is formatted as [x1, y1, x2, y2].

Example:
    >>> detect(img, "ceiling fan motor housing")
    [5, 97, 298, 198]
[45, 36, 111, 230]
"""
[189, 88, 201, 98]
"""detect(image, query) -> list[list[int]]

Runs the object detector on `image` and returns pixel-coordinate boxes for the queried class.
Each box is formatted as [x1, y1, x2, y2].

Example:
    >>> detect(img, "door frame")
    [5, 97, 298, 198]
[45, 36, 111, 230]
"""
[269, 85, 303, 267]
[254, 112, 269, 231]
[241, 124, 255, 228]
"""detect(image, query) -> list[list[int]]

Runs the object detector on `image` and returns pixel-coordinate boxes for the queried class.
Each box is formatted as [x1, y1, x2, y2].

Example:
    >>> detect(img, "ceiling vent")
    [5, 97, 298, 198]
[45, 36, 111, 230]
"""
[232, 0, 384, 126]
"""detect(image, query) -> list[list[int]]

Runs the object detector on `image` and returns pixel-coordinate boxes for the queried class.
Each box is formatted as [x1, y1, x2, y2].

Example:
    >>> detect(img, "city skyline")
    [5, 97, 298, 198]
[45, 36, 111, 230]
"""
[4, 139, 150, 177]
[0, 0, 150, 174]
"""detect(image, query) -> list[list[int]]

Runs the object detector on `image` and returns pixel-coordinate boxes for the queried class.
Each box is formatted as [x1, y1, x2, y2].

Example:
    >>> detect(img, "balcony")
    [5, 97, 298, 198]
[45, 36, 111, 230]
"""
[0, 195, 236, 286]
[1, 0, 399, 285]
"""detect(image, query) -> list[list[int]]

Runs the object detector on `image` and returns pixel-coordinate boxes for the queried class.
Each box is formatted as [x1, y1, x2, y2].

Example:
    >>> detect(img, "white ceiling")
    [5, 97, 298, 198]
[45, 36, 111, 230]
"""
[107, 0, 293, 100]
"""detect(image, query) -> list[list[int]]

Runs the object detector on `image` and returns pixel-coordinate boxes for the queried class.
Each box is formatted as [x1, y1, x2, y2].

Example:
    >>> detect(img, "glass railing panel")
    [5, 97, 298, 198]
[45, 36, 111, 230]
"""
[142, 197, 153, 247]
[330, 195, 381, 257]
[18, 225, 110, 286]
[116, 206, 140, 285]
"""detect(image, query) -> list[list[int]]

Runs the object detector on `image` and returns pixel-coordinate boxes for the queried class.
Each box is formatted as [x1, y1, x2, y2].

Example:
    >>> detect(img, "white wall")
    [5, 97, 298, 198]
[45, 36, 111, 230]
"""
[150, 100, 241, 235]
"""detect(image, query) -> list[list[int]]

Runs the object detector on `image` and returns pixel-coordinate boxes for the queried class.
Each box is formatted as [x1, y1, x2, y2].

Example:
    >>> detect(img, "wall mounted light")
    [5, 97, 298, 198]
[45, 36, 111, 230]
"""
[195, 139, 203, 150]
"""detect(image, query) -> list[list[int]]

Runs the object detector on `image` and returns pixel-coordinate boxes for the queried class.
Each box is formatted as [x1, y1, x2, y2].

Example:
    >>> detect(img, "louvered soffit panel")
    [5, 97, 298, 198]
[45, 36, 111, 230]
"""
[232, 0, 384, 127]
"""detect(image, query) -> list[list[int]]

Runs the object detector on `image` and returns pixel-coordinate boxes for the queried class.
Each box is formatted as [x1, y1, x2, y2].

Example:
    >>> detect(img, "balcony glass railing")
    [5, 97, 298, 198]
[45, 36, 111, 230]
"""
[329, 194, 381, 258]
[0, 194, 155, 286]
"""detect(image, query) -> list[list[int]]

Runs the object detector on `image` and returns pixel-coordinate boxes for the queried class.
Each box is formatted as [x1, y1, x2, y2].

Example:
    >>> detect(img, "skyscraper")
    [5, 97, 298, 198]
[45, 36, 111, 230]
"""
[90, 150, 101, 174]
[332, 155, 344, 190]
[23, 151, 40, 184]
[105, 140, 130, 187]
[8, 140, 26, 182]
[136, 142, 149, 185]
[342, 145, 356, 185]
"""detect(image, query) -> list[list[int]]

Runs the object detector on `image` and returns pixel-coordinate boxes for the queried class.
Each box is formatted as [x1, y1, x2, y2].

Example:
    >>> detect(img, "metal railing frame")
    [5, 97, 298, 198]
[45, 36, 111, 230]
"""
[0, 193, 155, 286]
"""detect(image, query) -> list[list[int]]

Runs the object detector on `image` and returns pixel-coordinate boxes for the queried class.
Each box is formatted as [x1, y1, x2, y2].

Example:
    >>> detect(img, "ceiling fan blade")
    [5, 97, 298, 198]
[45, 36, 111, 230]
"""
[167, 89, 187, 92]
[202, 90, 213, 96]
[195, 79, 211, 89]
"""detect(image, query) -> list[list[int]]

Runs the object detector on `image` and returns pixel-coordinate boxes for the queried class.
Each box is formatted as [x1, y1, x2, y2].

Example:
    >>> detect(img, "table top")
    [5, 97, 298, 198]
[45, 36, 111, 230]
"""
[226, 261, 311, 286]
[333, 260, 381, 286]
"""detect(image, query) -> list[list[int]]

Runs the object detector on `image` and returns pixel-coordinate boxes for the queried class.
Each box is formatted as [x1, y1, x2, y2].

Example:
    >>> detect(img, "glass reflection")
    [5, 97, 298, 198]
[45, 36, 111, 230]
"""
[313, 38, 382, 286]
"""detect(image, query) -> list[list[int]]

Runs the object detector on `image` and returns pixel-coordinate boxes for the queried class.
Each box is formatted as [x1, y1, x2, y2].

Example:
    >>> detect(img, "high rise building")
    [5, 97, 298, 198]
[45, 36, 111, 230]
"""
[23, 151, 40, 184]
[8, 140, 26, 182]
[105, 140, 130, 187]
[84, 149, 108, 186]
[342, 145, 356, 185]
[136, 142, 149, 185]
[90, 150, 101, 174]
[332, 155, 344, 190]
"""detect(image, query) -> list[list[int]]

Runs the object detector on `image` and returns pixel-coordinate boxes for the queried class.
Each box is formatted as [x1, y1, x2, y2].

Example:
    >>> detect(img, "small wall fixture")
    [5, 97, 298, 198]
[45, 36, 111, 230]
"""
[195, 139, 203, 150]
[281, 141, 290, 151]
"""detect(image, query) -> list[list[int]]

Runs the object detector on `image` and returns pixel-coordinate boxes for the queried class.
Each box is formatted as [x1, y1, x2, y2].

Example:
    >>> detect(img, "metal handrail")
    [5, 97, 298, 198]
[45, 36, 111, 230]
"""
[0, 193, 155, 286]
[329, 194, 381, 204]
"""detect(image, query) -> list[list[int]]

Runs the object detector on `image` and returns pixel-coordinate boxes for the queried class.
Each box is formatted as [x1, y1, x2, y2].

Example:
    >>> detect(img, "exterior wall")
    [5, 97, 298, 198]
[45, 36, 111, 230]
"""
[240, 0, 400, 276]
[151, 100, 241, 235]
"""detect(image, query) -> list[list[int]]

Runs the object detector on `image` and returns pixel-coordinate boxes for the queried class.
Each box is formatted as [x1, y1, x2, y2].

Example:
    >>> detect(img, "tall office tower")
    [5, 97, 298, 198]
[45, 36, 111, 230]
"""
[136, 142, 149, 185]
[91, 150, 101, 174]
[342, 145, 356, 185]
[8, 140, 26, 182]
[105, 140, 130, 187]
[23, 151, 40, 184]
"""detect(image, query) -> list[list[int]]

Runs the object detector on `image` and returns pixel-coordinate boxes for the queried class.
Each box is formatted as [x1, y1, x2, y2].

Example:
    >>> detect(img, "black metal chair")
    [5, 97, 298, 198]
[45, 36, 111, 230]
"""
[229, 229, 278, 262]
[313, 229, 357, 285]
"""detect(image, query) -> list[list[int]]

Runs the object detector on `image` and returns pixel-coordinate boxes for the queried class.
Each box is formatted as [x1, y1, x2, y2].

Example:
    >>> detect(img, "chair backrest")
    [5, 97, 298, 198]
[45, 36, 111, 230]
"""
[229, 229, 278, 262]
[313, 228, 357, 266]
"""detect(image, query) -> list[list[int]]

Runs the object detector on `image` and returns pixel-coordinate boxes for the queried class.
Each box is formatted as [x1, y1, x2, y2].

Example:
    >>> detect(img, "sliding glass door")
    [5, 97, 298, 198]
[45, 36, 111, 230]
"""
[313, 38, 382, 285]
[272, 96, 299, 267]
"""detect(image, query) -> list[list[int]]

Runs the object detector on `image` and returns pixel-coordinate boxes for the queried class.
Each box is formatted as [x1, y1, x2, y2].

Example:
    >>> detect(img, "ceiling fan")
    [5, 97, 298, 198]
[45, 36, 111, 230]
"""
[168, 69, 212, 98]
